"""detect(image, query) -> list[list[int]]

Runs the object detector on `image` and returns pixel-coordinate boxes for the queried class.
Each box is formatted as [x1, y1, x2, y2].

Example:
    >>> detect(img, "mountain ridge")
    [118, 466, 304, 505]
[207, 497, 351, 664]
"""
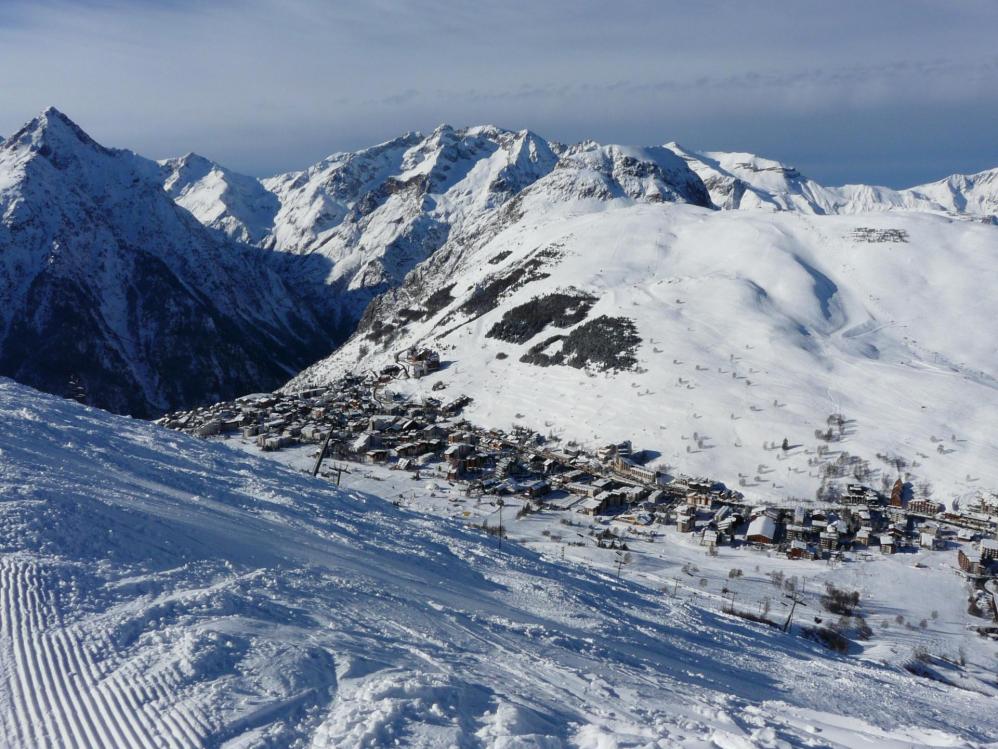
[0, 108, 339, 416]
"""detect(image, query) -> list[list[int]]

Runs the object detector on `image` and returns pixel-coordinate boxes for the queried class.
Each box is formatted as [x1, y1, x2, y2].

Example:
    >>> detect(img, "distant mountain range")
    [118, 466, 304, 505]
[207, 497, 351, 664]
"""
[0, 107, 995, 418]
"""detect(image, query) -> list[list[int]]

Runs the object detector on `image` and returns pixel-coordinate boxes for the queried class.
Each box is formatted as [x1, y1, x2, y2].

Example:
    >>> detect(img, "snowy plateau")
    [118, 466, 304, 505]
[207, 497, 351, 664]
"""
[1, 106, 998, 747]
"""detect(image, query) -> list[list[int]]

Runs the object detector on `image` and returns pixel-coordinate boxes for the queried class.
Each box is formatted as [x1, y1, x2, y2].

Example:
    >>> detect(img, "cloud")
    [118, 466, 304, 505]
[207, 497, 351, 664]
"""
[0, 0, 994, 186]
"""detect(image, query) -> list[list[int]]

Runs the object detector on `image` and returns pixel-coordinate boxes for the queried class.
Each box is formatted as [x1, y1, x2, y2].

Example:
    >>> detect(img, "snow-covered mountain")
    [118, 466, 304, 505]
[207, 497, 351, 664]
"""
[159, 153, 280, 244]
[669, 142, 998, 218]
[2, 105, 995, 437]
[157, 125, 996, 340]
[158, 129, 995, 350]
[165, 127, 718, 322]
[259, 125, 567, 319]
[289, 152, 998, 508]
[2, 377, 995, 747]
[0, 108, 337, 417]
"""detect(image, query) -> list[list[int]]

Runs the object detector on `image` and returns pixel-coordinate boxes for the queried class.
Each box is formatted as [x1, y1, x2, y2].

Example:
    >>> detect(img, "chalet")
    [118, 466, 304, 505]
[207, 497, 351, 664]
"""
[718, 516, 739, 535]
[701, 529, 719, 547]
[406, 347, 441, 378]
[399, 418, 422, 433]
[981, 538, 998, 563]
[677, 513, 696, 533]
[444, 443, 474, 462]
[301, 425, 329, 442]
[787, 540, 817, 560]
[592, 477, 616, 493]
[745, 515, 777, 545]
[560, 469, 588, 484]
[909, 498, 943, 515]
[919, 525, 940, 549]
[546, 495, 583, 511]
[195, 419, 222, 437]
[352, 432, 378, 453]
[958, 548, 984, 576]
[889, 478, 905, 508]
[264, 417, 287, 432]
[819, 529, 839, 552]
[369, 415, 399, 432]
[785, 524, 810, 543]
[542, 458, 561, 475]
[365, 449, 389, 464]
[443, 395, 472, 414]
[221, 418, 242, 433]
[421, 424, 448, 440]
[578, 492, 621, 516]
[565, 481, 597, 498]
[845, 484, 880, 506]
[855, 527, 872, 547]
[394, 442, 424, 458]
[879, 534, 895, 554]
[613, 456, 659, 485]
[464, 453, 485, 471]
[522, 480, 550, 498]
[689, 493, 714, 508]
[686, 478, 714, 494]
[620, 486, 648, 505]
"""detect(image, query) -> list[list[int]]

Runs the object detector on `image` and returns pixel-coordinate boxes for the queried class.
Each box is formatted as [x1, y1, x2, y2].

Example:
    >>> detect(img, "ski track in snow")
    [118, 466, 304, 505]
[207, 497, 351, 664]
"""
[0, 557, 209, 748]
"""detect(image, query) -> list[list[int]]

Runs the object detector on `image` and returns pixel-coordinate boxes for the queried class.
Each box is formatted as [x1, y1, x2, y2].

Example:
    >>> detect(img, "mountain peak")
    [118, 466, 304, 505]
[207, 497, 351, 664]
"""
[4, 106, 111, 160]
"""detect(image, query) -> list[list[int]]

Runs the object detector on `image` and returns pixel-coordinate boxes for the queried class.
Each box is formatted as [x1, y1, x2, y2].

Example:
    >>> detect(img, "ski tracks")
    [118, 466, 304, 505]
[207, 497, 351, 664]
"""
[0, 556, 211, 748]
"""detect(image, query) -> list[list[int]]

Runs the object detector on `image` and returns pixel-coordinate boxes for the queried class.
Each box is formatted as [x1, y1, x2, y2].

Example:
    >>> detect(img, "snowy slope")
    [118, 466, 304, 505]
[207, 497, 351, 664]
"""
[1, 377, 996, 748]
[0, 108, 338, 417]
[290, 175, 998, 508]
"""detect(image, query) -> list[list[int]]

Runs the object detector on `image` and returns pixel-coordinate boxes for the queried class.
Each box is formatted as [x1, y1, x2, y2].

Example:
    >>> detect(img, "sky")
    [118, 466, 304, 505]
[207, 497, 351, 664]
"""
[0, 0, 996, 187]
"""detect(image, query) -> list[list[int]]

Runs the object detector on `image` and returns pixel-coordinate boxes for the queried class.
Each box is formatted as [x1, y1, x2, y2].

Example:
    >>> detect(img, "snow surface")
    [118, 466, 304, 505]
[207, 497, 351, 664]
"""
[2, 378, 997, 747]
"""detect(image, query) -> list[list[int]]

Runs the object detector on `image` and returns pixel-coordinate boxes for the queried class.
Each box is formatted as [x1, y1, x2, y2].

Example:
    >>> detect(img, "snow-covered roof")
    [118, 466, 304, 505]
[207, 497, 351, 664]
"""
[746, 515, 777, 541]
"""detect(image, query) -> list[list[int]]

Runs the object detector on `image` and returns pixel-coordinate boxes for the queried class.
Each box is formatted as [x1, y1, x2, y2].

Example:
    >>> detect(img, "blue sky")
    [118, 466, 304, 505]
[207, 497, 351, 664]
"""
[1, 0, 996, 186]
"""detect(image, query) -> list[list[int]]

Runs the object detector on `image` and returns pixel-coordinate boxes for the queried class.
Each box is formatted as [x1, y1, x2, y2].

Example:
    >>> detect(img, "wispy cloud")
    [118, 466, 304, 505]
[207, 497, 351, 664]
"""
[0, 0, 994, 186]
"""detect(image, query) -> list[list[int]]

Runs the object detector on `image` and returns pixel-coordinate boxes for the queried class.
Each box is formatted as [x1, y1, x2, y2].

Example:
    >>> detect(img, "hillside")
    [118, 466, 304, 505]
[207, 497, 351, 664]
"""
[1, 377, 995, 747]
[0, 108, 338, 417]
[289, 176, 998, 508]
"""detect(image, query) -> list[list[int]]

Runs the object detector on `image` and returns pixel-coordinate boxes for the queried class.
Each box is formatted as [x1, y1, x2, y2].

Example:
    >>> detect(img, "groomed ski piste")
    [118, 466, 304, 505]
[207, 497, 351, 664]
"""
[1, 378, 996, 748]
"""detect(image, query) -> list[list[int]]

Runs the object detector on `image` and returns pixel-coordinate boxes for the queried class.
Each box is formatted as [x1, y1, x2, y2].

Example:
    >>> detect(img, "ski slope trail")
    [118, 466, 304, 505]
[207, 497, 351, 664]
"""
[0, 556, 210, 748]
[1, 379, 996, 747]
